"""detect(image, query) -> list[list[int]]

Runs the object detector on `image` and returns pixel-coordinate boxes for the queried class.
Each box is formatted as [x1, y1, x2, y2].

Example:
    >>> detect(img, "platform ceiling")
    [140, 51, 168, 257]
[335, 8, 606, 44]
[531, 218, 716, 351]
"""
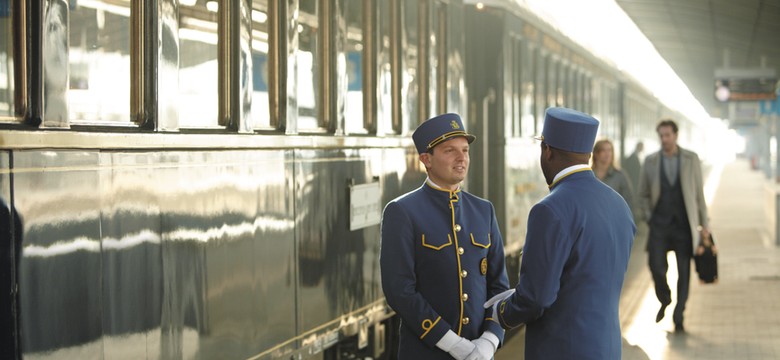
[615, 0, 780, 119]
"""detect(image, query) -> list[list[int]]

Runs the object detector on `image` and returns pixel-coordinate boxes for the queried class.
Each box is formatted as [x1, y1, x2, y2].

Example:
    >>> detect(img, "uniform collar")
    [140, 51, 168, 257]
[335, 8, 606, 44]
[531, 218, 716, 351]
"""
[549, 164, 591, 189]
[424, 177, 461, 200]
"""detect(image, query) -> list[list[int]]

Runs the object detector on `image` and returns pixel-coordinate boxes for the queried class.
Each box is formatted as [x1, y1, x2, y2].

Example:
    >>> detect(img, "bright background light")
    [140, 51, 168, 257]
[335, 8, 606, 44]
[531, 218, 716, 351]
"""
[517, 0, 713, 128]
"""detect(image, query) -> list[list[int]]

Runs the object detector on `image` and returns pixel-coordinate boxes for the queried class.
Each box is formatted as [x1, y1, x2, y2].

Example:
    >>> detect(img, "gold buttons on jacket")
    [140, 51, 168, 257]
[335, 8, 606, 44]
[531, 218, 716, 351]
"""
[455, 224, 462, 232]
[461, 270, 468, 278]
[462, 293, 469, 302]
[462, 317, 470, 325]
[458, 247, 464, 255]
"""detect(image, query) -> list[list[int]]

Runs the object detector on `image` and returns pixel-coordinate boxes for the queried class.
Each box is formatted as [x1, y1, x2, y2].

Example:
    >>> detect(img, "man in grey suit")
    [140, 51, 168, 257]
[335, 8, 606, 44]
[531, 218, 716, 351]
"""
[638, 119, 710, 332]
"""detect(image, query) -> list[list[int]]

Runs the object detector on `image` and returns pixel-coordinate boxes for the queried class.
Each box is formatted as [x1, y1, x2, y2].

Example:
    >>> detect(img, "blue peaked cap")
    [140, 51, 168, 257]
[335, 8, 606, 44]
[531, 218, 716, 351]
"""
[539, 107, 599, 153]
[412, 113, 476, 154]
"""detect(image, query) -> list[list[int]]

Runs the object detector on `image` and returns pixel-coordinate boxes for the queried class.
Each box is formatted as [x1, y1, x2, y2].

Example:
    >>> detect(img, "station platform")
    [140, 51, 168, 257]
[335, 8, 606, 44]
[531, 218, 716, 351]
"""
[496, 159, 780, 359]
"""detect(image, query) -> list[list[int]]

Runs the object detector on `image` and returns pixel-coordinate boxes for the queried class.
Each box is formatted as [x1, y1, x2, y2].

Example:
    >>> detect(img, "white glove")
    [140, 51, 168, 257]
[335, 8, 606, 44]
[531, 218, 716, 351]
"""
[436, 330, 476, 360]
[484, 288, 516, 308]
[484, 288, 515, 321]
[465, 332, 499, 360]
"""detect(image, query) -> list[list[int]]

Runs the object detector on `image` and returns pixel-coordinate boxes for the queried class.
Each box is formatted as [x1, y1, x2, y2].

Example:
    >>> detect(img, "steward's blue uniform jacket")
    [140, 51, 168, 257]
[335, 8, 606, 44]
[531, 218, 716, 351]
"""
[380, 181, 509, 359]
[497, 169, 635, 359]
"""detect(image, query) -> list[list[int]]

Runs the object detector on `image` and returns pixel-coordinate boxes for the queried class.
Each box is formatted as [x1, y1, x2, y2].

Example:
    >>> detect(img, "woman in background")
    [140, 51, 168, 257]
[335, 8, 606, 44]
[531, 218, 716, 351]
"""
[592, 139, 634, 211]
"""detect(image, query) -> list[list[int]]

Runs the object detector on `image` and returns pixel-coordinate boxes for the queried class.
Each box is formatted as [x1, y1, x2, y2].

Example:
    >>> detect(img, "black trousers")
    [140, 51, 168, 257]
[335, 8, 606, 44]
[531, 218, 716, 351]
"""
[647, 220, 693, 324]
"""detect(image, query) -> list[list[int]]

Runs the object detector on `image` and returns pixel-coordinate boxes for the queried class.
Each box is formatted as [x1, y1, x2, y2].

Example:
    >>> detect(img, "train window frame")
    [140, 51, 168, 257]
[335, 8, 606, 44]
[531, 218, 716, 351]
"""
[397, 0, 416, 134]
[296, 0, 328, 134]
[512, 37, 522, 138]
[444, 2, 464, 116]
[520, 40, 535, 137]
[339, 0, 369, 136]
[564, 64, 574, 108]
[434, 1, 447, 116]
[0, 1, 22, 123]
[556, 58, 567, 107]
[177, 1, 221, 130]
[547, 55, 558, 110]
[375, 0, 394, 135]
[249, 0, 276, 132]
[534, 50, 547, 134]
[503, 33, 517, 138]
[65, 1, 133, 127]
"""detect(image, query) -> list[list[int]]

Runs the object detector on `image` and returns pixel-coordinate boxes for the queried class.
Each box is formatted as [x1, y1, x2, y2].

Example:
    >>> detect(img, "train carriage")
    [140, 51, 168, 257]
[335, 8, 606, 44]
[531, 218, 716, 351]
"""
[0, 1, 705, 359]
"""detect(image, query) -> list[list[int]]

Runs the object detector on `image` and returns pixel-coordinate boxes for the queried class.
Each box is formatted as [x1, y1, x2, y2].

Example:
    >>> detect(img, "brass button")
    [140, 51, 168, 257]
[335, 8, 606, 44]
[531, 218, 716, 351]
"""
[462, 293, 469, 302]
[461, 270, 468, 278]
[455, 224, 462, 232]
[458, 247, 464, 255]
[462, 317, 470, 325]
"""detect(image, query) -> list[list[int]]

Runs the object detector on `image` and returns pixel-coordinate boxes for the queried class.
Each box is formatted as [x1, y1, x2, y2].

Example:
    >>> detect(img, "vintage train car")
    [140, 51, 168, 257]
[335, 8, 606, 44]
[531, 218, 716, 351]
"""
[0, 0, 709, 359]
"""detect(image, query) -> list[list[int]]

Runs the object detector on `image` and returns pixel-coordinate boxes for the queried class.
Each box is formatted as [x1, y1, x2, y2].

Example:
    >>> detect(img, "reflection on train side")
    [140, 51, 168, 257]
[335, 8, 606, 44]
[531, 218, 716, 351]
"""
[14, 150, 297, 358]
[12, 146, 421, 359]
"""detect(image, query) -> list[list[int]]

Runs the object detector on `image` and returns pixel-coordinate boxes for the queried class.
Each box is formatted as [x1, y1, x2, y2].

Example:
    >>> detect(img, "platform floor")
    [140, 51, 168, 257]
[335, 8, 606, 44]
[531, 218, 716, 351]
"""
[496, 159, 780, 359]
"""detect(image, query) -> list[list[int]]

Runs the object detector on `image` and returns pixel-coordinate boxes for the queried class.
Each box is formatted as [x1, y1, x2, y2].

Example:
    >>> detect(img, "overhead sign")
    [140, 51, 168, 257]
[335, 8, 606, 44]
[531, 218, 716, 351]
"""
[714, 68, 777, 102]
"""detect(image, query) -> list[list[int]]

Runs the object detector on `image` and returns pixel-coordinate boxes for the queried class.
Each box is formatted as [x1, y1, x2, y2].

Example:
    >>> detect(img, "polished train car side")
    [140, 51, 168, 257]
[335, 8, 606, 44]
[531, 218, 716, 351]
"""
[1, 0, 464, 359]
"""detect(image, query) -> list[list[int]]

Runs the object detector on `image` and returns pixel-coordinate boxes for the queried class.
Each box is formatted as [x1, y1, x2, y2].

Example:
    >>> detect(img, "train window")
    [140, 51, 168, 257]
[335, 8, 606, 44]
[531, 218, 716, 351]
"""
[547, 57, 557, 110]
[376, 0, 393, 134]
[535, 51, 546, 133]
[400, 0, 419, 133]
[67, 1, 131, 125]
[512, 38, 521, 137]
[178, 1, 219, 128]
[503, 35, 515, 137]
[297, 0, 322, 131]
[577, 71, 588, 112]
[570, 67, 577, 108]
[250, 1, 272, 130]
[520, 42, 535, 137]
[584, 75, 592, 114]
[573, 70, 582, 111]
[590, 78, 606, 121]
[565, 66, 574, 108]
[445, 5, 464, 116]
[341, 0, 366, 134]
[0, 2, 13, 120]
[427, 2, 444, 117]
[556, 61, 565, 106]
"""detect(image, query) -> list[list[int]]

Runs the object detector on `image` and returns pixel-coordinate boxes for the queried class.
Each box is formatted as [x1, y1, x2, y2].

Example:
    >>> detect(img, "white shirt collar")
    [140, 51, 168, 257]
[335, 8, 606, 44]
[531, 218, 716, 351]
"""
[552, 164, 591, 184]
[426, 177, 460, 192]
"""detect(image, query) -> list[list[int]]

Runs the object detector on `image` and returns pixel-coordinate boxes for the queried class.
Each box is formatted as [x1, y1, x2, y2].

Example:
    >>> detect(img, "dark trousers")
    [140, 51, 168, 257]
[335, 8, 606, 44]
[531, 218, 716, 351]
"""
[647, 221, 693, 324]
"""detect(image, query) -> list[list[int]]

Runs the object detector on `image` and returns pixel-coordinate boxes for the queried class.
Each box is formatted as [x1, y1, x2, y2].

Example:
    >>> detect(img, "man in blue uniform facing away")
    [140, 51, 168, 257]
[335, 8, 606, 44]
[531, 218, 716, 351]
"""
[380, 113, 510, 360]
[486, 107, 635, 359]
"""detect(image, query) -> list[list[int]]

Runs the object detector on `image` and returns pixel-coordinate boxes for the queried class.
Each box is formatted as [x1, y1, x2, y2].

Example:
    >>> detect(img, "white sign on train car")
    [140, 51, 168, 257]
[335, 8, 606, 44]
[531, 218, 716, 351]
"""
[349, 182, 381, 231]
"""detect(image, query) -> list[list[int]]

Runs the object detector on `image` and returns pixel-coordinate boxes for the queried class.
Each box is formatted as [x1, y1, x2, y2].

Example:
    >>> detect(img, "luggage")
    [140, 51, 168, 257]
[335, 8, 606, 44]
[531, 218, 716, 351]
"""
[693, 234, 718, 283]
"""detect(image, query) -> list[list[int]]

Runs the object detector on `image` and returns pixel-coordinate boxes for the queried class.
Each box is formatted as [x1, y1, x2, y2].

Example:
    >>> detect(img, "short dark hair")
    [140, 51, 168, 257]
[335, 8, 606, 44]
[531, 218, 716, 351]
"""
[543, 141, 591, 162]
[656, 119, 678, 134]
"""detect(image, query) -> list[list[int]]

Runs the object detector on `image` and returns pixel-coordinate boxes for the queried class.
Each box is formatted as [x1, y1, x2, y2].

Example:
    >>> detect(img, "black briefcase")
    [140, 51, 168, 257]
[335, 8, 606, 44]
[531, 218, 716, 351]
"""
[694, 235, 718, 284]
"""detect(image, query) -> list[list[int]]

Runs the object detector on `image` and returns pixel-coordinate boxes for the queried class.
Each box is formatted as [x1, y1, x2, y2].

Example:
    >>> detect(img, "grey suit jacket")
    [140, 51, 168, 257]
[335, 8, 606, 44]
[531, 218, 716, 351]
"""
[637, 147, 709, 242]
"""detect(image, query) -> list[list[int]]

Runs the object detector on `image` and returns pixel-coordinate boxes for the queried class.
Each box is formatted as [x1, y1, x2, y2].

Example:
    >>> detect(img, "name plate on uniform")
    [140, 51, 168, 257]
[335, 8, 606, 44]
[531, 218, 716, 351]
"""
[349, 182, 381, 231]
